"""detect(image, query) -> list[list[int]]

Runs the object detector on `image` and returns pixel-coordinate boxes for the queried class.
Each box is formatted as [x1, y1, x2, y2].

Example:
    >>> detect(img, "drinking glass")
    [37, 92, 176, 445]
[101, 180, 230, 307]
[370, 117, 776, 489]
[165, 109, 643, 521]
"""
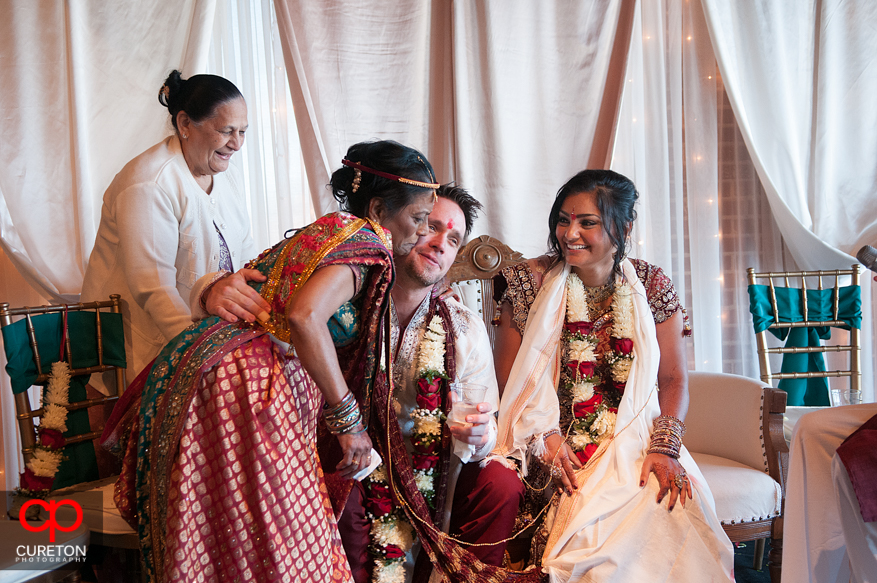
[829, 388, 862, 407]
[448, 382, 487, 428]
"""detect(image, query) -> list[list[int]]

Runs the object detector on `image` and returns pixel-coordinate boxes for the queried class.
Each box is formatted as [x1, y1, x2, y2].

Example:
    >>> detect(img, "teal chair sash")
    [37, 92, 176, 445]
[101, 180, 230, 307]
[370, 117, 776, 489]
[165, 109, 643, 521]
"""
[748, 285, 861, 406]
[2, 311, 126, 488]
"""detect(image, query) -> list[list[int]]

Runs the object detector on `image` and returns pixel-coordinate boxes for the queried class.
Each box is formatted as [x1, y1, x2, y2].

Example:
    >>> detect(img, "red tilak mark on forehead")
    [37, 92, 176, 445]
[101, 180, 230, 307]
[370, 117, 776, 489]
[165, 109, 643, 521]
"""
[570, 212, 576, 221]
[447, 220, 454, 230]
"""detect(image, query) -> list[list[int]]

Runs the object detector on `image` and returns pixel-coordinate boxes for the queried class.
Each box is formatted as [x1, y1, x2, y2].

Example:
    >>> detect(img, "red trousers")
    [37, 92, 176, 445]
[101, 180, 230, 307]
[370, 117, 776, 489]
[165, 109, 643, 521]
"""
[338, 460, 524, 583]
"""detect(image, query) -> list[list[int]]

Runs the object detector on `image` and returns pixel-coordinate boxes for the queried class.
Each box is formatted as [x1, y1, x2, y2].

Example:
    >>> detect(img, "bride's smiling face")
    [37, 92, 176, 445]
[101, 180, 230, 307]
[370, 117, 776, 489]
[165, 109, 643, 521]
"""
[555, 190, 617, 281]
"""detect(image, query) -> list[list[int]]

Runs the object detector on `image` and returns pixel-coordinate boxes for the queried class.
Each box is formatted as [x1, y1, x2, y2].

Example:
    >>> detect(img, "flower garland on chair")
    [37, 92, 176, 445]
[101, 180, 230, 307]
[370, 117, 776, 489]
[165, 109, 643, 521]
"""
[16, 361, 71, 499]
[364, 313, 448, 583]
[563, 272, 635, 465]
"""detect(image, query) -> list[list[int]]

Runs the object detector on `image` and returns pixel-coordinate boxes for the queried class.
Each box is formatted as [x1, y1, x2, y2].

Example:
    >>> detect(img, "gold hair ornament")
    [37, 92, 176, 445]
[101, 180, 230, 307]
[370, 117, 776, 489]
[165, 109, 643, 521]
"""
[341, 158, 439, 190]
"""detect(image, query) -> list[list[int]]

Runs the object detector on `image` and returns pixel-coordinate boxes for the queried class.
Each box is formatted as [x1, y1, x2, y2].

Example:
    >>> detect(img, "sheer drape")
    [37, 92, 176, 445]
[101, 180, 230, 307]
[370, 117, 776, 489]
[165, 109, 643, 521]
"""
[450, 0, 633, 255]
[0, 0, 216, 304]
[716, 81, 796, 380]
[206, 0, 314, 246]
[0, 0, 216, 490]
[611, 0, 723, 370]
[701, 0, 875, 399]
[273, 0, 449, 216]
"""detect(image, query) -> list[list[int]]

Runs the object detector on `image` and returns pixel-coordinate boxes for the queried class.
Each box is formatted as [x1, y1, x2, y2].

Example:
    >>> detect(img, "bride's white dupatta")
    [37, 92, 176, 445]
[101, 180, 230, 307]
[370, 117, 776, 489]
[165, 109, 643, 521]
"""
[490, 258, 733, 582]
[490, 258, 660, 475]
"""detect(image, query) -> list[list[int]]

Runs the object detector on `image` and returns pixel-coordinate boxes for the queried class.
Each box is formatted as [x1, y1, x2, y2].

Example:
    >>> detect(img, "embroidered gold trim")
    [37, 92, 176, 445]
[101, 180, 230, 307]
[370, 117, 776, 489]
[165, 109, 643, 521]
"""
[260, 218, 369, 342]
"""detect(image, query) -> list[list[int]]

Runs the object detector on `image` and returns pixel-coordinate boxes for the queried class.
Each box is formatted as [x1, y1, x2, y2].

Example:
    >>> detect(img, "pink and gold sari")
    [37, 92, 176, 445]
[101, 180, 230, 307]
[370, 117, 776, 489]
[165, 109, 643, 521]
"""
[108, 213, 393, 583]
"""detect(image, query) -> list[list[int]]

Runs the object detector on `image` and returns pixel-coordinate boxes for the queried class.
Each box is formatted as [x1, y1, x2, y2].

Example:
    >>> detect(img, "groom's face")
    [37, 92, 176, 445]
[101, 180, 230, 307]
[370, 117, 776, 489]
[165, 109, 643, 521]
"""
[396, 196, 466, 288]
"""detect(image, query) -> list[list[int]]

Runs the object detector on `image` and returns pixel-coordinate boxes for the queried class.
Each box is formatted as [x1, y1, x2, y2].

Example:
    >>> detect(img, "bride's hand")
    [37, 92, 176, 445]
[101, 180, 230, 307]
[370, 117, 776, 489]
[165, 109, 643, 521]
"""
[542, 432, 582, 496]
[639, 452, 692, 511]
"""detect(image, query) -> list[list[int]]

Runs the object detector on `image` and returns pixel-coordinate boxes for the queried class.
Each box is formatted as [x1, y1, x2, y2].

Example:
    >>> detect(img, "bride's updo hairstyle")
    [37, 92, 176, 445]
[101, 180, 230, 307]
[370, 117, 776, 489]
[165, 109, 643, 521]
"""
[330, 140, 437, 219]
[547, 169, 639, 279]
[158, 70, 244, 132]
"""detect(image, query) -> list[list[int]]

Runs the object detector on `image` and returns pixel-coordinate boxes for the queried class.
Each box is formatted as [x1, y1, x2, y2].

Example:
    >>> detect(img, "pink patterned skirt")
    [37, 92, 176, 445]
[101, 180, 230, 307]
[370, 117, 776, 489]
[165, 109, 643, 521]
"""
[163, 337, 352, 582]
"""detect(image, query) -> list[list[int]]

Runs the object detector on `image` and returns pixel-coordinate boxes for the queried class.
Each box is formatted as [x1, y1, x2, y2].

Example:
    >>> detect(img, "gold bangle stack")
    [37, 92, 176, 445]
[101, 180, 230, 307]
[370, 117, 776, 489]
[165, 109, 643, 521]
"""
[324, 392, 364, 434]
[647, 414, 686, 459]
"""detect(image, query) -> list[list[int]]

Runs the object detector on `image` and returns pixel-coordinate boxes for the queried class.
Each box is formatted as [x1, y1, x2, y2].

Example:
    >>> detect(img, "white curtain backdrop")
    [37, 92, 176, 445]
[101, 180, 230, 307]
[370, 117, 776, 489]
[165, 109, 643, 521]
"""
[206, 0, 314, 246]
[701, 0, 875, 400]
[0, 0, 216, 304]
[1, 0, 875, 490]
[612, 0, 741, 374]
[0, 0, 217, 491]
[450, 0, 633, 255]
[273, 0, 634, 256]
[715, 82, 797, 380]
[273, 0, 450, 216]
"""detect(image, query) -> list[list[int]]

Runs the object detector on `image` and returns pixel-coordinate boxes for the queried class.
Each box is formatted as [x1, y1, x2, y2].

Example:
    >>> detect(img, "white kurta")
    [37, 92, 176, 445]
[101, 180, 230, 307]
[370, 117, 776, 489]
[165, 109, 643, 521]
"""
[492, 259, 734, 583]
[390, 292, 499, 530]
[80, 135, 257, 390]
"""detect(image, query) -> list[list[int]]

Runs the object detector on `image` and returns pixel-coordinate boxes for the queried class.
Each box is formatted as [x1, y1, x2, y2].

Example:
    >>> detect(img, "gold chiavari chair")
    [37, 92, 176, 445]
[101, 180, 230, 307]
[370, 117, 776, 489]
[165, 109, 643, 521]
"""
[747, 265, 862, 406]
[1, 295, 140, 576]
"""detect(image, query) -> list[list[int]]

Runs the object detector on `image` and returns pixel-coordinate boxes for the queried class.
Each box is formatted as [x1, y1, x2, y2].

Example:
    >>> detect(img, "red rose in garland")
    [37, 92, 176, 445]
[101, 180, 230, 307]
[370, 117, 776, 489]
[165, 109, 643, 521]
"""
[416, 392, 441, 410]
[573, 394, 603, 418]
[39, 428, 66, 449]
[575, 443, 600, 464]
[412, 454, 439, 470]
[565, 321, 593, 335]
[567, 360, 596, 378]
[612, 337, 634, 355]
[411, 440, 433, 455]
[15, 362, 70, 503]
[21, 467, 54, 492]
[417, 377, 442, 394]
[384, 545, 406, 559]
[560, 273, 634, 473]
[367, 494, 394, 517]
[363, 311, 449, 581]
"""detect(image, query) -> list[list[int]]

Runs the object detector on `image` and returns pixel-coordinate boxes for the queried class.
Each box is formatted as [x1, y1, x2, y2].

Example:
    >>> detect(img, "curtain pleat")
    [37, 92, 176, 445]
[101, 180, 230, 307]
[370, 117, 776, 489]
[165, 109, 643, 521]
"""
[701, 0, 874, 398]
[1, 0, 874, 492]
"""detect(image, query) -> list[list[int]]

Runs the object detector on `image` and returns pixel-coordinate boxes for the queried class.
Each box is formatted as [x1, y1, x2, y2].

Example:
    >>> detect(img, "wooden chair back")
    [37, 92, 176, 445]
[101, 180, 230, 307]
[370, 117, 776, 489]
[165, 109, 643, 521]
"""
[448, 235, 525, 346]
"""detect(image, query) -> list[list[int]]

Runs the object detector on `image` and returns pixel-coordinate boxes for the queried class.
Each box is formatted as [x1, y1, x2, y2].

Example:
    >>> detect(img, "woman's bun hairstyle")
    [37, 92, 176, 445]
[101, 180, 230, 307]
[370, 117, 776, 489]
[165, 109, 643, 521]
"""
[158, 70, 243, 131]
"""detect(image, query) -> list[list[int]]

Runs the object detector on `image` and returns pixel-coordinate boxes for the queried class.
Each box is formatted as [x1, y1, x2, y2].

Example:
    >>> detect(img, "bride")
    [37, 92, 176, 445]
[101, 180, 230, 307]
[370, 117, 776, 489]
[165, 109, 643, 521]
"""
[489, 169, 734, 582]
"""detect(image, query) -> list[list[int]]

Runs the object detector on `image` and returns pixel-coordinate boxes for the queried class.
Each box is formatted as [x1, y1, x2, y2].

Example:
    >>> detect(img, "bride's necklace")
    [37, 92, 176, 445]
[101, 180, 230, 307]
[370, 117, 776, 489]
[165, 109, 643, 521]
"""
[581, 276, 615, 315]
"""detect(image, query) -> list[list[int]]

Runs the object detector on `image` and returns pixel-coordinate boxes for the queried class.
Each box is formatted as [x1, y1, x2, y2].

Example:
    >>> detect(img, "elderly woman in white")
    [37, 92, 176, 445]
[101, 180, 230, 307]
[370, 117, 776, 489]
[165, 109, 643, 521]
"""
[81, 70, 269, 389]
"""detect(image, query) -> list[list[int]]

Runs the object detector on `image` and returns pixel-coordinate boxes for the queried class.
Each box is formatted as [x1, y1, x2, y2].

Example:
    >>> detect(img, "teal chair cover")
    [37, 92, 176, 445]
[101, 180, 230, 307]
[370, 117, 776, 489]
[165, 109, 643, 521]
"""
[748, 285, 861, 406]
[2, 311, 126, 488]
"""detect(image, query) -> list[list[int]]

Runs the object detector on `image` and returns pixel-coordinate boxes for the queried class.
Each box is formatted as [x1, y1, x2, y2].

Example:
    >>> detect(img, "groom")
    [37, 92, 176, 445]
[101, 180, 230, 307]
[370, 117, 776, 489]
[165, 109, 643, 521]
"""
[337, 184, 524, 583]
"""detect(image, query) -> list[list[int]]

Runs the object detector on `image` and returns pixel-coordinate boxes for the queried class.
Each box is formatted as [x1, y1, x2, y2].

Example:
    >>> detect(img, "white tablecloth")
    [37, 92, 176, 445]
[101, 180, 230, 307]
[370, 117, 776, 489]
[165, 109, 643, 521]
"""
[782, 403, 877, 583]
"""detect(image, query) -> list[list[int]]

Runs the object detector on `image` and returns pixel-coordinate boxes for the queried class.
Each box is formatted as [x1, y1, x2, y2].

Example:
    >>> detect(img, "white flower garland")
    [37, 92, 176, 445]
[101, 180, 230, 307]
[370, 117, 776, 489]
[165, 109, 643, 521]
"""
[17, 361, 70, 498]
[410, 314, 446, 506]
[365, 313, 448, 583]
[563, 272, 634, 462]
